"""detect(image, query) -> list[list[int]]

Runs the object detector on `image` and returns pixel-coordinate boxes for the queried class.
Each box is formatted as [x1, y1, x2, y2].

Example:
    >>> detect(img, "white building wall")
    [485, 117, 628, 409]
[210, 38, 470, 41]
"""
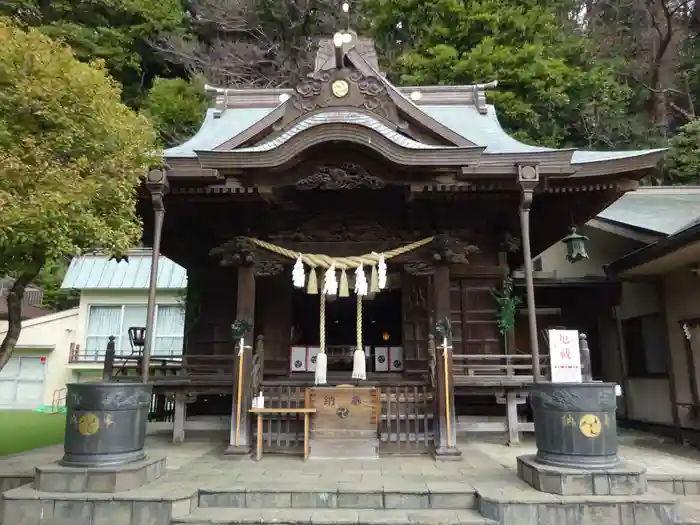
[0, 308, 79, 406]
[74, 289, 183, 356]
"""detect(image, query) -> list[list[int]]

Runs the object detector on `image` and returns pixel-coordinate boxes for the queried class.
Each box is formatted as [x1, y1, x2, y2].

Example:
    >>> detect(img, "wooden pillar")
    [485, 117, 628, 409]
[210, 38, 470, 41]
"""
[517, 165, 541, 381]
[432, 265, 461, 460]
[225, 265, 256, 456]
[143, 169, 169, 384]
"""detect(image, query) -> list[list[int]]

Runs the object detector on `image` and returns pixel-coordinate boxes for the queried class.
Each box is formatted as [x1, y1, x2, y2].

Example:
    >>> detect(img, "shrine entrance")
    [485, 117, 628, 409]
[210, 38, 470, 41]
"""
[292, 285, 403, 375]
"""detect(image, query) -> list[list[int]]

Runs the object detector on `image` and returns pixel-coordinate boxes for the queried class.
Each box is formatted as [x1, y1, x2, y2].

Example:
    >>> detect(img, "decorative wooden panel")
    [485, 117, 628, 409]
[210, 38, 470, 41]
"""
[450, 278, 501, 355]
[402, 274, 432, 360]
[310, 387, 377, 438]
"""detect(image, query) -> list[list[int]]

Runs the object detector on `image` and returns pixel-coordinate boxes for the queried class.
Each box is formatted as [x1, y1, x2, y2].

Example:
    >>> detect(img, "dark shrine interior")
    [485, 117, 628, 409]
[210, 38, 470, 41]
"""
[292, 287, 403, 372]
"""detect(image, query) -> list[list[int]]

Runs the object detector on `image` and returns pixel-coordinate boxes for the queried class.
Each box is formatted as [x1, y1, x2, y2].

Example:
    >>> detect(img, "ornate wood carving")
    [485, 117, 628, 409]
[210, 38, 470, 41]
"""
[254, 261, 284, 277]
[404, 262, 436, 275]
[295, 163, 386, 190]
[282, 68, 400, 127]
[211, 238, 287, 276]
[210, 237, 257, 267]
[268, 219, 426, 243]
[430, 234, 480, 265]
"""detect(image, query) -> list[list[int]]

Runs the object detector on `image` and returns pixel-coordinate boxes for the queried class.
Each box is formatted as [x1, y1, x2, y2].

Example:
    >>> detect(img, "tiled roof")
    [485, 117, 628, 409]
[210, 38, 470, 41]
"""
[61, 250, 187, 290]
[234, 111, 449, 152]
[166, 101, 662, 164]
[164, 107, 274, 158]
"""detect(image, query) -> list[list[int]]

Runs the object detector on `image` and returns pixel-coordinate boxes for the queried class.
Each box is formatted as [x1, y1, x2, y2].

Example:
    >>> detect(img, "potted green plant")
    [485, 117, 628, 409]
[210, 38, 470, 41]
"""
[491, 276, 521, 354]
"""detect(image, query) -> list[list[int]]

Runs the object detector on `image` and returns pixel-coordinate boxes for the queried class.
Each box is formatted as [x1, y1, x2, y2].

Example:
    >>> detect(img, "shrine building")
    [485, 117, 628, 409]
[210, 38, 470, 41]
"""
[132, 29, 664, 458]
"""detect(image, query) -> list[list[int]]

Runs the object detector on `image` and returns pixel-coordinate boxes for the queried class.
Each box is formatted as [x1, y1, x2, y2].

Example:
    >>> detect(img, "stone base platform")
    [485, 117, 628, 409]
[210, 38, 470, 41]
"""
[517, 454, 647, 496]
[3, 482, 686, 525]
[8, 434, 700, 525]
[478, 485, 678, 525]
[33, 454, 167, 493]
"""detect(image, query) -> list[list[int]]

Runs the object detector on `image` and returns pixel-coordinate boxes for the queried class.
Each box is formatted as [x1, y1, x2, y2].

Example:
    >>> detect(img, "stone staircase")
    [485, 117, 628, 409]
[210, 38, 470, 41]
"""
[171, 486, 495, 525]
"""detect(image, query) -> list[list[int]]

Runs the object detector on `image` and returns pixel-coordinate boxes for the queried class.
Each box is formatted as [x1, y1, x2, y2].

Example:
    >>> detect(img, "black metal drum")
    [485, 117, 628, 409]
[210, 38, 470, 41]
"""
[60, 382, 152, 467]
[530, 382, 619, 469]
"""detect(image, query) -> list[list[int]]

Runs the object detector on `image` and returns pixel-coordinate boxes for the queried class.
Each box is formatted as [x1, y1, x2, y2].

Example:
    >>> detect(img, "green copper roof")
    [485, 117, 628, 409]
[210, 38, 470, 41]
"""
[61, 250, 187, 290]
[164, 101, 663, 164]
[165, 107, 274, 158]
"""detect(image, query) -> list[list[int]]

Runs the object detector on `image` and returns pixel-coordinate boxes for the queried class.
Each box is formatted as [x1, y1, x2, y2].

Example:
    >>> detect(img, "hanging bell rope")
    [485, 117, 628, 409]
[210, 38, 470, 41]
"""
[315, 292, 327, 385]
[352, 293, 366, 380]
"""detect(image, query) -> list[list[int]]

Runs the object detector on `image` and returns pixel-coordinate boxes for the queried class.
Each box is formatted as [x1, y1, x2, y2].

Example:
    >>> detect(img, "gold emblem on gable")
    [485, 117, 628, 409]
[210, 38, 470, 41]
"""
[331, 80, 349, 98]
[579, 414, 602, 438]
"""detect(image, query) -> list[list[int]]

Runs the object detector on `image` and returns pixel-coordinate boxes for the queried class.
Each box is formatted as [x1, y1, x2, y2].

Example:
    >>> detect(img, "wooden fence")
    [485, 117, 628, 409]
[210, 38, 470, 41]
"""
[255, 383, 434, 455]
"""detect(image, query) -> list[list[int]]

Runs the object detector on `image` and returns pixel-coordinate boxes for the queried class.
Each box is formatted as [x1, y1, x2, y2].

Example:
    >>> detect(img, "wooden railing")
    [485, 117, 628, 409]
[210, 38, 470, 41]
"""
[378, 384, 434, 454]
[254, 382, 435, 455]
[452, 354, 550, 387]
[257, 385, 307, 452]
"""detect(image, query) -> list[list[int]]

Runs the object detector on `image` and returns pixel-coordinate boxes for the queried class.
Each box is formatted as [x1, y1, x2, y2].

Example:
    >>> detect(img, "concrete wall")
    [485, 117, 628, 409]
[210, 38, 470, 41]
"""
[614, 281, 673, 426]
[0, 309, 79, 406]
[662, 268, 700, 429]
[537, 226, 643, 278]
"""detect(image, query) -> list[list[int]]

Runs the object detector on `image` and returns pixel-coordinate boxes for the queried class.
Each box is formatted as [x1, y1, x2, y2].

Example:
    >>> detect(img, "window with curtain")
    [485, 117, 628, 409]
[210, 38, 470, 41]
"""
[85, 306, 122, 360]
[154, 305, 185, 357]
[85, 304, 185, 360]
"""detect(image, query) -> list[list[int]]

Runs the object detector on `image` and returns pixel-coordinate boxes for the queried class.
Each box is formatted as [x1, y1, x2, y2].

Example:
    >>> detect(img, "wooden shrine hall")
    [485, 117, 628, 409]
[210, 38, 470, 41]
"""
[129, 28, 664, 459]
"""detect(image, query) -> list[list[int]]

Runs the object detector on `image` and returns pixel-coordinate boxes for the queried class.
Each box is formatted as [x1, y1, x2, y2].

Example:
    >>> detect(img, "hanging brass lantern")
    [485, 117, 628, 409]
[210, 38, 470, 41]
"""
[561, 225, 589, 264]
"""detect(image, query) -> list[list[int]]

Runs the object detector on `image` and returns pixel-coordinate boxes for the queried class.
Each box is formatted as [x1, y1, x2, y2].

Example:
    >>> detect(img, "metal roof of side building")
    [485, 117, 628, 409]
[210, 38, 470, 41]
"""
[61, 250, 187, 290]
[596, 186, 700, 235]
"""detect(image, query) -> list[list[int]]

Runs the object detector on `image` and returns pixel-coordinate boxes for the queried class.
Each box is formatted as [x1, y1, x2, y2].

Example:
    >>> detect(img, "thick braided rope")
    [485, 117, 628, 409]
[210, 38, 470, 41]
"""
[245, 237, 435, 269]
[319, 292, 326, 354]
[356, 293, 362, 353]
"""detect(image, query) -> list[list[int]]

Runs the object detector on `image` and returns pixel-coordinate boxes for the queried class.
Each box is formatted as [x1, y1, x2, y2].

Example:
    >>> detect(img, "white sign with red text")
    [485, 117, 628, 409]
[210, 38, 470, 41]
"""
[548, 329, 582, 383]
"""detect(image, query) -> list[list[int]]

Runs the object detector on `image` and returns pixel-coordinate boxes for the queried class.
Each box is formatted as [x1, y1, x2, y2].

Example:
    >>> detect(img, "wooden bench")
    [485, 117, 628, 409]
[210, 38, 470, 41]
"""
[249, 407, 316, 461]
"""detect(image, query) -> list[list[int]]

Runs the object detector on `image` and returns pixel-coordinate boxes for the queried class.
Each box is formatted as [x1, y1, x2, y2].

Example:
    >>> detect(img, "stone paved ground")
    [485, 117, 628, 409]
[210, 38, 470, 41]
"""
[4, 429, 700, 523]
[0, 428, 700, 490]
[3, 429, 700, 486]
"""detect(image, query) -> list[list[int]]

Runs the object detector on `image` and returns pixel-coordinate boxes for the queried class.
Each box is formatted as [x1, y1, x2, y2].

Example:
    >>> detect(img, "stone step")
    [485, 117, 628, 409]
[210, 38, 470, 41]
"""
[308, 438, 379, 460]
[477, 485, 680, 525]
[172, 507, 496, 525]
[199, 487, 477, 510]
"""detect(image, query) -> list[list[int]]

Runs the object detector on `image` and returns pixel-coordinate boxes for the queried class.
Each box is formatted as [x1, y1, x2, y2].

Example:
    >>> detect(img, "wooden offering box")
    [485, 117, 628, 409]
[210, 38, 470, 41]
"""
[309, 386, 379, 459]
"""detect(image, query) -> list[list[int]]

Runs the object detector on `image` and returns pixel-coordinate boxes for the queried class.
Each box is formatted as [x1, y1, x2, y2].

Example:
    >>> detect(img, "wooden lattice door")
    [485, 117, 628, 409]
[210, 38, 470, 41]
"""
[401, 274, 432, 361]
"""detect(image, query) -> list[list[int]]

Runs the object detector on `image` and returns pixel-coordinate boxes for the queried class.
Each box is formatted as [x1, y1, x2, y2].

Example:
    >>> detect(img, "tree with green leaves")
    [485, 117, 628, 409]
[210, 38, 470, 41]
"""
[0, 19, 157, 372]
[143, 75, 209, 147]
[664, 119, 700, 185]
[0, 0, 186, 105]
[359, 0, 644, 150]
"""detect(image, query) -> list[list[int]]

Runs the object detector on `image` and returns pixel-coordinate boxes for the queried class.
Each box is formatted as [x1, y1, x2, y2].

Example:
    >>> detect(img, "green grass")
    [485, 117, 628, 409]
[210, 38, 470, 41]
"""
[0, 410, 66, 456]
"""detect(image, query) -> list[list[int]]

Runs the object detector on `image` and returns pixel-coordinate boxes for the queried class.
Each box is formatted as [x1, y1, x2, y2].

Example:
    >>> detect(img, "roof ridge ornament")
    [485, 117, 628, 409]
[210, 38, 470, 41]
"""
[472, 80, 498, 114]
